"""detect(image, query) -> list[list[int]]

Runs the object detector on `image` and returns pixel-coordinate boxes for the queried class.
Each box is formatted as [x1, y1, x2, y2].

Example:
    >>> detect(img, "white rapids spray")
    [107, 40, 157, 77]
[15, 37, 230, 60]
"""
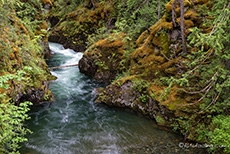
[20, 42, 204, 154]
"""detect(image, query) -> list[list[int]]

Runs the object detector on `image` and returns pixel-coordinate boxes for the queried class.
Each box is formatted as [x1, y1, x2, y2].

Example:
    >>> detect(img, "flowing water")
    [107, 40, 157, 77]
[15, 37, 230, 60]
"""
[20, 42, 206, 154]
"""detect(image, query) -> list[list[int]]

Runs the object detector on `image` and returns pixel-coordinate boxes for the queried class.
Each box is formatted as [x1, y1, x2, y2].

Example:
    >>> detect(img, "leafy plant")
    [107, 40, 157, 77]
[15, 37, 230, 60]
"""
[0, 72, 32, 153]
[0, 101, 32, 154]
[208, 115, 230, 153]
[140, 94, 147, 103]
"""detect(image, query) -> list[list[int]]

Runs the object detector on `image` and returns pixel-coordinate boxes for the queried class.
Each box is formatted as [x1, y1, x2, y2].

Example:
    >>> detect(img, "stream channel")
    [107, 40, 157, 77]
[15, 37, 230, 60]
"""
[20, 42, 205, 154]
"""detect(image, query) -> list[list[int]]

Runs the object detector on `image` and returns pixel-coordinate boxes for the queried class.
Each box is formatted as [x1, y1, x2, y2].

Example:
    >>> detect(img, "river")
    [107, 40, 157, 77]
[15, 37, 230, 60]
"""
[20, 42, 205, 154]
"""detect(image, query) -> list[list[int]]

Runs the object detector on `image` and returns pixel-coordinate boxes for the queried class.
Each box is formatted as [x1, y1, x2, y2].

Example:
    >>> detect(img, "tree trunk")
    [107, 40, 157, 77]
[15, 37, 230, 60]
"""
[87, 0, 96, 8]
[180, 0, 187, 52]
[146, 0, 149, 29]
[158, 0, 161, 19]
[172, 0, 177, 27]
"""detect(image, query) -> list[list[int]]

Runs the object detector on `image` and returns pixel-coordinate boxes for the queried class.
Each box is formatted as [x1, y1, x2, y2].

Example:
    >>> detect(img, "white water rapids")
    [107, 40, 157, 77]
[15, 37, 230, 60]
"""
[20, 42, 205, 154]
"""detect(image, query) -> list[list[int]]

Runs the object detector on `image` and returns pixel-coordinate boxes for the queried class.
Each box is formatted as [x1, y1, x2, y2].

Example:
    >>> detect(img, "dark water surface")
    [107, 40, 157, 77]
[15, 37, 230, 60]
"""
[20, 42, 205, 154]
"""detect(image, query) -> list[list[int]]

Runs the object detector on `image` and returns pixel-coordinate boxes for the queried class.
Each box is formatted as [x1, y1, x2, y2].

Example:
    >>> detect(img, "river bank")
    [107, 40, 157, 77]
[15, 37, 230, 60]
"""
[20, 42, 206, 154]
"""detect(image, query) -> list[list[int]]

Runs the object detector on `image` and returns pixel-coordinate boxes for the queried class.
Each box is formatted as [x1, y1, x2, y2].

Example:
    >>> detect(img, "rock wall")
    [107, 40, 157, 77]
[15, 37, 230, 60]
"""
[79, 0, 214, 140]
[0, 0, 56, 105]
[49, 1, 114, 52]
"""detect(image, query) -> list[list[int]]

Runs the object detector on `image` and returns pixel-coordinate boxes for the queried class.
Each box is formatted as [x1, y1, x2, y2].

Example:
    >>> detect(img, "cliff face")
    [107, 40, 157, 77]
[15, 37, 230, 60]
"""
[48, 1, 114, 52]
[0, 0, 56, 105]
[78, 0, 217, 141]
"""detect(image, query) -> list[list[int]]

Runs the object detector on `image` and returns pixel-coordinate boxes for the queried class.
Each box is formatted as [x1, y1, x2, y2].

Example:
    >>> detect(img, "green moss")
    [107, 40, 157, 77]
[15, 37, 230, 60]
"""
[160, 31, 170, 56]
[47, 74, 58, 81]
[155, 115, 166, 125]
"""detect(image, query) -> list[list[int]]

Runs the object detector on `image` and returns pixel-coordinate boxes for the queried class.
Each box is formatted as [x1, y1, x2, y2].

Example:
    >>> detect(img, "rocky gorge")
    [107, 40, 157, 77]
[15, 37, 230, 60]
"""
[78, 0, 216, 140]
[1, 0, 229, 153]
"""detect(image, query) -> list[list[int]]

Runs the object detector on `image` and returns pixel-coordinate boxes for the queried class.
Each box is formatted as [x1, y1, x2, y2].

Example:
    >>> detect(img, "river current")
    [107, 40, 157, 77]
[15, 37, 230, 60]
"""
[20, 42, 205, 154]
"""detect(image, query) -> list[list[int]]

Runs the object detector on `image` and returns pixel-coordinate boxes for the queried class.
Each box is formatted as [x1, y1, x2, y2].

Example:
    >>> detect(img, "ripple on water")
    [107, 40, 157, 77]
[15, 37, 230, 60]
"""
[20, 42, 206, 154]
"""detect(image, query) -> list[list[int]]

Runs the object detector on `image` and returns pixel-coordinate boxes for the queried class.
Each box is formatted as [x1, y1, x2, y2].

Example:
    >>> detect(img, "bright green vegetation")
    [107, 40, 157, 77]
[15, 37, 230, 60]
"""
[87, 0, 169, 44]
[1, 0, 229, 153]
[209, 115, 230, 153]
[0, 0, 54, 153]
[166, 1, 230, 152]
[0, 71, 32, 153]
[0, 100, 32, 154]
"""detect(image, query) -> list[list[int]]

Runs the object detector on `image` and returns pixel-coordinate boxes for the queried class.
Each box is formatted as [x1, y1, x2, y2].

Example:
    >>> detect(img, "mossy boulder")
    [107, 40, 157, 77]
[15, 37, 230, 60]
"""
[79, 33, 129, 82]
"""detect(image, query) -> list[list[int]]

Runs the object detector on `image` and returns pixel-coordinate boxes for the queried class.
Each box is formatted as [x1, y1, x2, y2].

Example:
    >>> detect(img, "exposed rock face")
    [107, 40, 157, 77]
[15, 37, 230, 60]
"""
[16, 81, 53, 105]
[79, 55, 97, 78]
[96, 78, 171, 127]
[96, 81, 171, 126]
[49, 33, 86, 52]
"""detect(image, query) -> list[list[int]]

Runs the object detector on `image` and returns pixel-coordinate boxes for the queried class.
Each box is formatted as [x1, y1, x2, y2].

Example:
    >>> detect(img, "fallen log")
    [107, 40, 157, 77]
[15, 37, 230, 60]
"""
[48, 64, 78, 69]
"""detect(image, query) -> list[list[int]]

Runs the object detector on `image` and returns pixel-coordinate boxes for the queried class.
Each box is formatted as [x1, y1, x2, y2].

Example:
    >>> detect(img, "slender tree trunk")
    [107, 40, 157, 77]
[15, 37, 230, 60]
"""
[180, 0, 187, 52]
[158, 0, 161, 19]
[172, 0, 177, 27]
[146, 0, 149, 29]
[91, 0, 95, 8]
[87, 0, 95, 8]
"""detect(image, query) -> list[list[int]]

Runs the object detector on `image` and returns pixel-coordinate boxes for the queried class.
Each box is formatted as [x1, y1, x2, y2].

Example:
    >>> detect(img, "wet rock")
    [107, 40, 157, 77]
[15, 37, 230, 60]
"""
[79, 33, 127, 82]
[169, 29, 181, 42]
[96, 80, 170, 127]
[48, 32, 86, 52]
[79, 54, 98, 79]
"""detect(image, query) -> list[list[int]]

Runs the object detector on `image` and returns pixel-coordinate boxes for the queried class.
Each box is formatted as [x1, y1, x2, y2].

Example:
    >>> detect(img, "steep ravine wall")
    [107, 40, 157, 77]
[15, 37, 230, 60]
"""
[48, 1, 114, 52]
[0, 0, 56, 105]
[78, 0, 219, 143]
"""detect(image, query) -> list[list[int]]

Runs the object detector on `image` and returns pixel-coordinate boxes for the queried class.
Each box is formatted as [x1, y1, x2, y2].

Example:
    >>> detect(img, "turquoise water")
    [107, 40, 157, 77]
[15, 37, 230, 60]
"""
[20, 42, 205, 154]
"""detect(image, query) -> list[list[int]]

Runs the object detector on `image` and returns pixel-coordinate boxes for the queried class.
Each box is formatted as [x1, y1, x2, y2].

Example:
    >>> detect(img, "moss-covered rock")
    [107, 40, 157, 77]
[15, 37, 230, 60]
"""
[80, 0, 215, 141]
[79, 33, 129, 82]
[49, 1, 114, 52]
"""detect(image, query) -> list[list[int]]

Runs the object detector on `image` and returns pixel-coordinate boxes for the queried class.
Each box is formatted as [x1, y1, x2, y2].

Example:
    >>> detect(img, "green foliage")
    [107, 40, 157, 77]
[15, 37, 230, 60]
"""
[0, 0, 49, 77]
[86, 26, 111, 48]
[112, 71, 131, 85]
[185, 0, 229, 112]
[130, 78, 152, 103]
[131, 78, 150, 93]
[0, 0, 53, 153]
[208, 115, 230, 153]
[52, 0, 84, 17]
[0, 72, 32, 153]
[162, 0, 229, 152]
[86, 0, 169, 50]
[0, 101, 32, 154]
[115, 0, 168, 40]
[140, 94, 147, 103]
[95, 58, 109, 70]
[0, 71, 25, 90]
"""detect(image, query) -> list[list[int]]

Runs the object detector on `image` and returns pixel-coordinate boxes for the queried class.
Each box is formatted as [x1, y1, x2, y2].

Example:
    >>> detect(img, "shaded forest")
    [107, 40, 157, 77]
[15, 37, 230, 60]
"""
[0, 0, 229, 153]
